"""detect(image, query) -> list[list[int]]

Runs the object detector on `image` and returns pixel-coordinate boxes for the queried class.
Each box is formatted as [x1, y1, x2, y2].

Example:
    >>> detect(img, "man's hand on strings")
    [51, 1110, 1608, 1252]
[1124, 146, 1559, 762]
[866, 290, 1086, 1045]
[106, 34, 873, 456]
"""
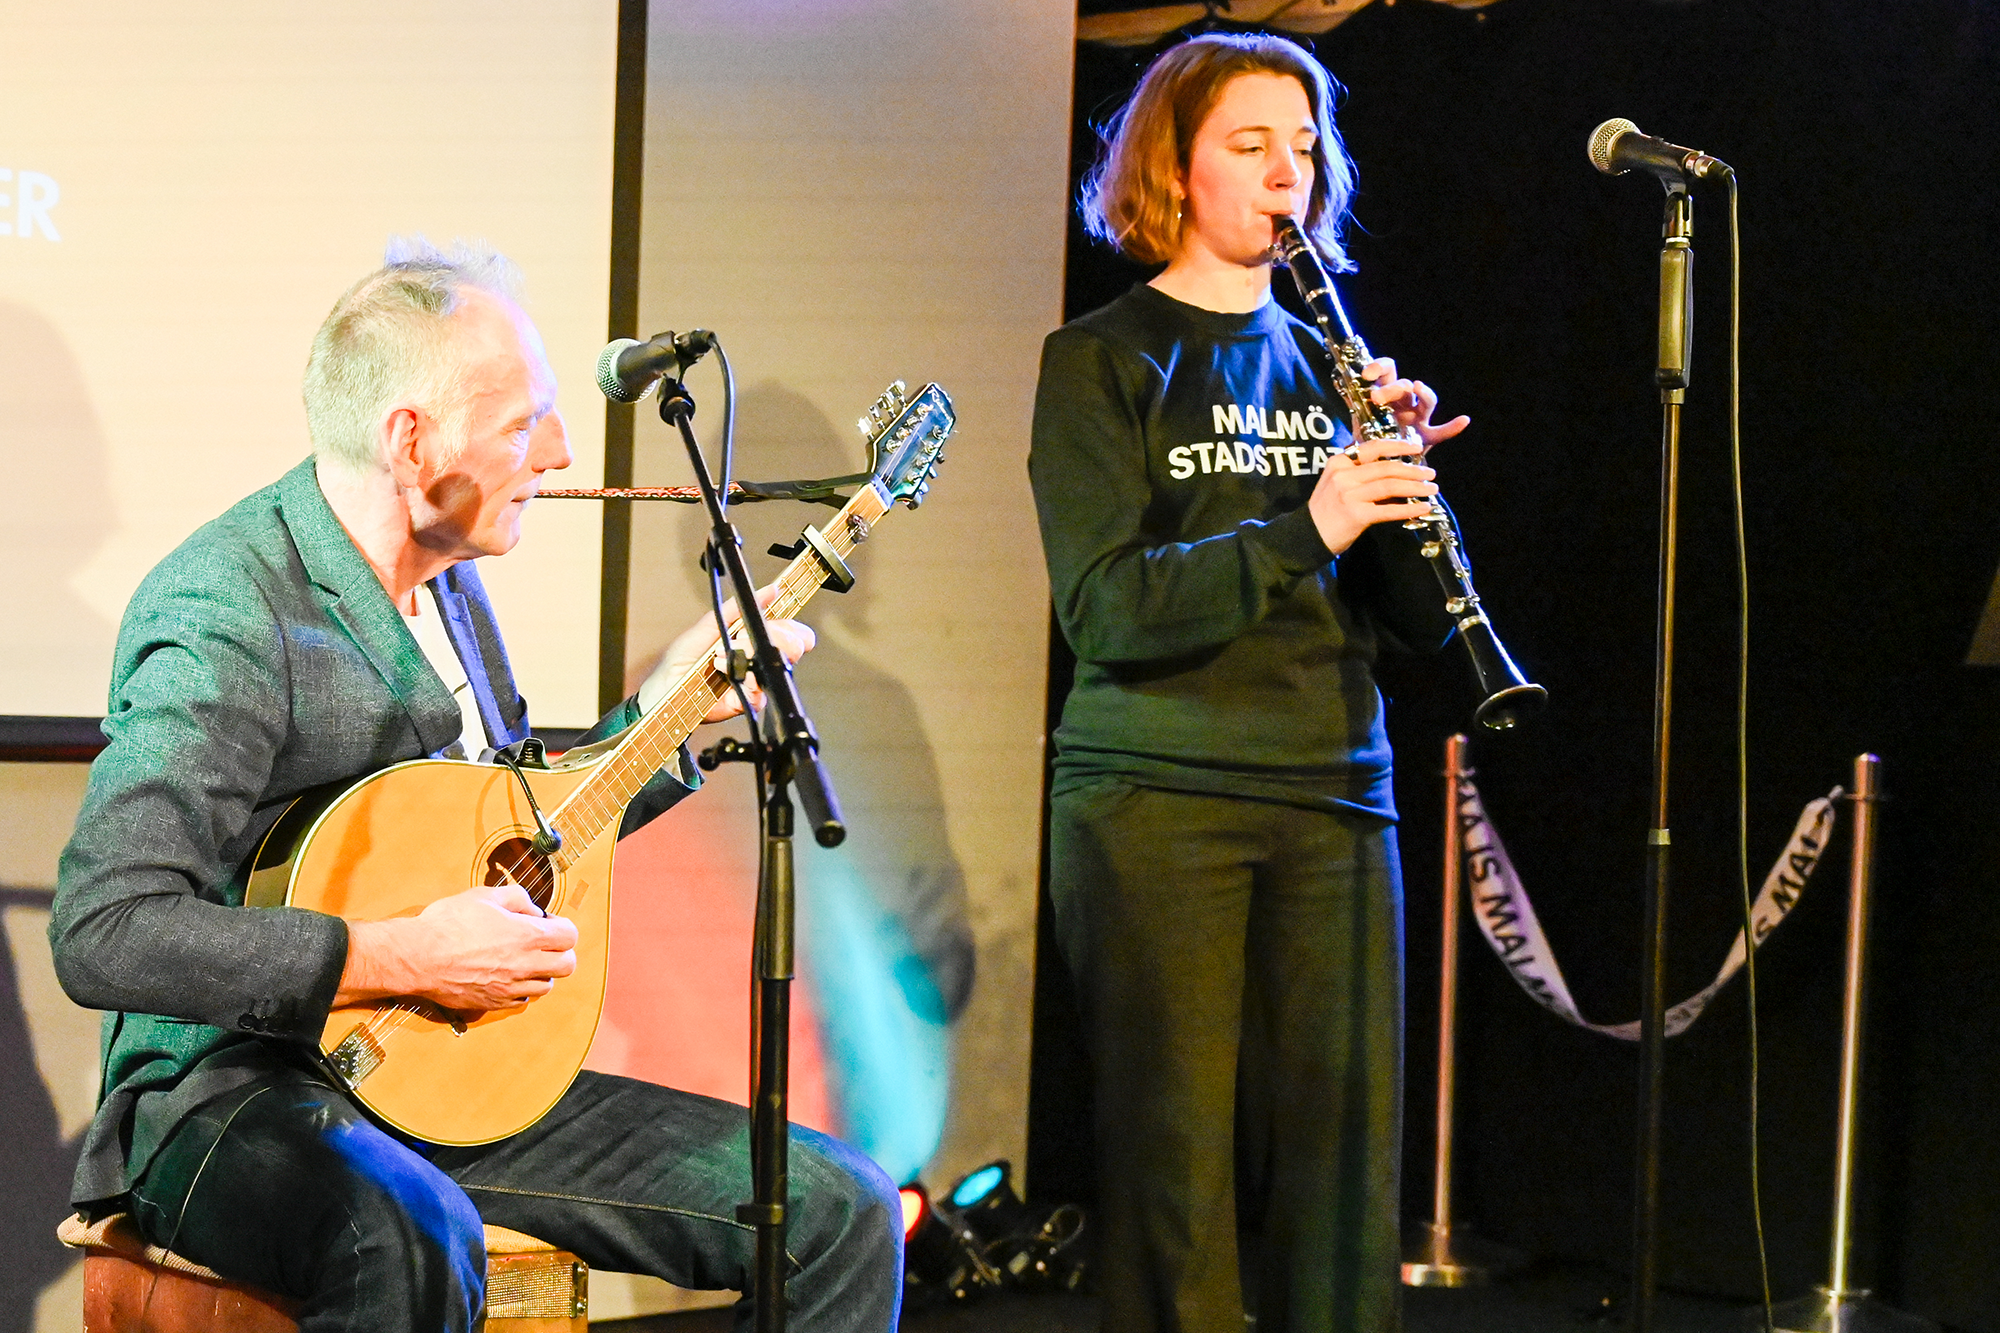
[699, 617, 816, 723]
[639, 583, 818, 724]
[337, 883, 578, 1013]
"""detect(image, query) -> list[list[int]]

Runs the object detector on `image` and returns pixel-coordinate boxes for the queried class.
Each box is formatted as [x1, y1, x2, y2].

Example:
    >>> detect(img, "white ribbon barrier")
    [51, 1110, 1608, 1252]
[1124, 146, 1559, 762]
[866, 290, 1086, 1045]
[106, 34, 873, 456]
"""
[1457, 779, 1843, 1040]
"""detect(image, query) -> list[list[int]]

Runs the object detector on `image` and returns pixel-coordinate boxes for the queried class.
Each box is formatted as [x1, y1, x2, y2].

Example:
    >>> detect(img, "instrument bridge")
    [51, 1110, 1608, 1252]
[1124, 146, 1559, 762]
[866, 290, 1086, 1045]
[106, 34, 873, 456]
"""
[328, 1024, 387, 1088]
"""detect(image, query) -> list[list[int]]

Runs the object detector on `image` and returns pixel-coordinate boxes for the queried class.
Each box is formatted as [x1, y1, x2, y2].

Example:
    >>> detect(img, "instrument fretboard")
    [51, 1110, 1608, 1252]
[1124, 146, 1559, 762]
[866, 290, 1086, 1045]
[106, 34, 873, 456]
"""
[548, 481, 894, 865]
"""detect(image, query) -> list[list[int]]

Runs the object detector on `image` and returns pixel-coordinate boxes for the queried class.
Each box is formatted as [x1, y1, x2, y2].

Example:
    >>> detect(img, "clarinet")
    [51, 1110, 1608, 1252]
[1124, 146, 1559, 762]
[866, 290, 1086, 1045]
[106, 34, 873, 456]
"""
[1272, 215, 1546, 731]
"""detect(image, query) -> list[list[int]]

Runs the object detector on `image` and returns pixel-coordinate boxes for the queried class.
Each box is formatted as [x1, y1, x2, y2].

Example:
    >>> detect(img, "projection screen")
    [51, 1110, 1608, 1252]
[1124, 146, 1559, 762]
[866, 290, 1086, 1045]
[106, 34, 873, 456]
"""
[1, 1, 619, 727]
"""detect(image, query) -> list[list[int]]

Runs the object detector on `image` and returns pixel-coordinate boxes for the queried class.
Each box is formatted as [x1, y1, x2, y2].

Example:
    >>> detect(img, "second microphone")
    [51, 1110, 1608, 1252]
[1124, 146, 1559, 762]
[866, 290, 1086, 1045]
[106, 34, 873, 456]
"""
[597, 329, 717, 402]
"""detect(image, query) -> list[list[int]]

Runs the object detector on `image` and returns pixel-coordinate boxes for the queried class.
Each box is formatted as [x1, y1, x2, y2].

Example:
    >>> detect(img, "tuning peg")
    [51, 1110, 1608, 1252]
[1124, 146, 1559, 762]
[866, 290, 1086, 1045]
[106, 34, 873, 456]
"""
[857, 416, 874, 440]
[889, 380, 907, 403]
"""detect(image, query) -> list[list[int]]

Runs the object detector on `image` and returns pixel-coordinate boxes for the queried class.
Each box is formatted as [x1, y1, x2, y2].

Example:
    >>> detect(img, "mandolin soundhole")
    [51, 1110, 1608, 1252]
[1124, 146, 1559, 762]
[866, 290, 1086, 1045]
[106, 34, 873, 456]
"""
[483, 837, 557, 912]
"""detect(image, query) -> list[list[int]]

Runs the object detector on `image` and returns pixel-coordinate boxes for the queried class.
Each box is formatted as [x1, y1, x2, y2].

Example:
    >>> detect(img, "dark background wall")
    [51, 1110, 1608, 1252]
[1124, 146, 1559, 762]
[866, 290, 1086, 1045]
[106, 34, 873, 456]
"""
[1027, 2, 2000, 1329]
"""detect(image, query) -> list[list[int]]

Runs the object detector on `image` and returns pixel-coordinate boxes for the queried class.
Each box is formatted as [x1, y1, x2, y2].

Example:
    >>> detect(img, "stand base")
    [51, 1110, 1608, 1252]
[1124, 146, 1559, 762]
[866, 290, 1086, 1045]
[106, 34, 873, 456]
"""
[1399, 1221, 1524, 1288]
[1752, 1288, 1940, 1333]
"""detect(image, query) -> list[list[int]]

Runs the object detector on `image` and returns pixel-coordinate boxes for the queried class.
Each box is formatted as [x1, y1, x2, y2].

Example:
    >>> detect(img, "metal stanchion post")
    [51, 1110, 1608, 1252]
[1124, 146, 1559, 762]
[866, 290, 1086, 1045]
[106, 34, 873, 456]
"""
[1404, 734, 1519, 1287]
[1764, 754, 1935, 1333]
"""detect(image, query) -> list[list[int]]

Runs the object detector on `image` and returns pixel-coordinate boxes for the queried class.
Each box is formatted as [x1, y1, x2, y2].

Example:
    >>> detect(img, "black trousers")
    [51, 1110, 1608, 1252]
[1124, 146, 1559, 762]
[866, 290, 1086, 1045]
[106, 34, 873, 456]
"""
[126, 1067, 902, 1332]
[1047, 779, 1403, 1333]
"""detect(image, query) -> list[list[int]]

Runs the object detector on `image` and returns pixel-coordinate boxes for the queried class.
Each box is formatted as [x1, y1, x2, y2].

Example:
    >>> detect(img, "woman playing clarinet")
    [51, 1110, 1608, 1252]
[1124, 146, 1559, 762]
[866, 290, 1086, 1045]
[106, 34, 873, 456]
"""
[1030, 32, 1469, 1333]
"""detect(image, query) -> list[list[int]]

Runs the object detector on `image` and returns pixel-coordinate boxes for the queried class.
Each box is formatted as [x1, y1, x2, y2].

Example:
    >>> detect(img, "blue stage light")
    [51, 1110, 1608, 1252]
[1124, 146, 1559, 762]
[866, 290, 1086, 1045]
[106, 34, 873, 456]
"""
[951, 1163, 1006, 1209]
[940, 1161, 1089, 1294]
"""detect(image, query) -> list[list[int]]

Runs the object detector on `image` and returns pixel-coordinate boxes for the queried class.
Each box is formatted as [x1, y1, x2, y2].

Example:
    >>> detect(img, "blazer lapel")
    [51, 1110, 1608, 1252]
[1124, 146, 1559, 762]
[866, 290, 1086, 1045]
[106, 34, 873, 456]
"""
[432, 582, 508, 752]
[436, 561, 530, 749]
[275, 459, 462, 756]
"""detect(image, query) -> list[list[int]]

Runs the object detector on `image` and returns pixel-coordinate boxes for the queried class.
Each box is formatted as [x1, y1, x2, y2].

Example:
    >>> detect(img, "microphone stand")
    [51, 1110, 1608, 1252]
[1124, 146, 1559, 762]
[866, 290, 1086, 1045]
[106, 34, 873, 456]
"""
[656, 376, 845, 1333]
[1631, 179, 1693, 1333]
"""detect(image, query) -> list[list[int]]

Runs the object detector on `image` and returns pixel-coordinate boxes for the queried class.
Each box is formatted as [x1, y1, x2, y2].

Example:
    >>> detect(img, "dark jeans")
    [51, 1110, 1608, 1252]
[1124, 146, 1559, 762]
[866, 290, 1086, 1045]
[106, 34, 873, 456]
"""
[1047, 779, 1404, 1333]
[127, 1066, 902, 1332]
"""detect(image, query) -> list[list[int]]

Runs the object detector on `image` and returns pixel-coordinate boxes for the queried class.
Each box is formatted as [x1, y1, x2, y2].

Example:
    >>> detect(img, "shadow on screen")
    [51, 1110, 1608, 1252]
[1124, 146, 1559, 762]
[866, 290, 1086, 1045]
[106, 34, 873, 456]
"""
[653, 380, 975, 1179]
[0, 888, 87, 1332]
[0, 301, 116, 713]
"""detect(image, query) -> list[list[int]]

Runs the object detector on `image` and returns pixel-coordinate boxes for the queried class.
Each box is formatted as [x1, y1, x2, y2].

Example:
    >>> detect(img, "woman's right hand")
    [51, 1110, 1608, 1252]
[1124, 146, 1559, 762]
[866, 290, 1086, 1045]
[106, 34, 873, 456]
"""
[1305, 436, 1439, 555]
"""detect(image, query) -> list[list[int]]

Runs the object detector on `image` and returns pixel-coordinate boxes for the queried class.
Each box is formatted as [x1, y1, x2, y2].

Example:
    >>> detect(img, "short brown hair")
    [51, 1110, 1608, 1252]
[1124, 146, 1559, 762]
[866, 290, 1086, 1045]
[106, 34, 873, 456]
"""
[1079, 33, 1356, 269]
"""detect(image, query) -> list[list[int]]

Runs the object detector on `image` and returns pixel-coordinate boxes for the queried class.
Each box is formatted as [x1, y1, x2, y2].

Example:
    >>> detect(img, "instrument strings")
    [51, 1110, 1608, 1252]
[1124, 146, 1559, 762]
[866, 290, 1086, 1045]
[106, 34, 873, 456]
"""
[366, 478, 895, 1059]
[547, 483, 881, 850]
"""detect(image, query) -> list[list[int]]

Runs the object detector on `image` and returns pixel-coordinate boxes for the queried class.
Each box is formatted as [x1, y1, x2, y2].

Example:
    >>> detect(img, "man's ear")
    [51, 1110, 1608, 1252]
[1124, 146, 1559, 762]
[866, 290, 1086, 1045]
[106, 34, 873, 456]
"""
[381, 406, 427, 488]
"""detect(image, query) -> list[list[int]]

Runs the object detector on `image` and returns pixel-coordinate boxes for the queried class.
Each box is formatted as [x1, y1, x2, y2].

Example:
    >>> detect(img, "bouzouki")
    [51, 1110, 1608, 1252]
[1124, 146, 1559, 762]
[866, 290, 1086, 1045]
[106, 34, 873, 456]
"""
[244, 381, 954, 1145]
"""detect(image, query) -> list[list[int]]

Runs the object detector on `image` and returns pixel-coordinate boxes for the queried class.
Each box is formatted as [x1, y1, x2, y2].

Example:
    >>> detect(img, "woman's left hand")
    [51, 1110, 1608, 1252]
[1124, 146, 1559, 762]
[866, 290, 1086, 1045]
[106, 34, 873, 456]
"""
[1361, 357, 1470, 453]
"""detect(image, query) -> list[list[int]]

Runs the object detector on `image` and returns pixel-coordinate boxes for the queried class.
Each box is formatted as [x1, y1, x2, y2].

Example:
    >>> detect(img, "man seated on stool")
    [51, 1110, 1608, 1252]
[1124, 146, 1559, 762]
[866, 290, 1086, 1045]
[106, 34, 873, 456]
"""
[49, 238, 902, 1332]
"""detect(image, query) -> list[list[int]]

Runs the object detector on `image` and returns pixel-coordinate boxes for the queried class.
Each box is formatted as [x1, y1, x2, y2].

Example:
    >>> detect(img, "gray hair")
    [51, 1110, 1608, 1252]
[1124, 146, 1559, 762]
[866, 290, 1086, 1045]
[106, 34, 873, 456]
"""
[303, 236, 525, 473]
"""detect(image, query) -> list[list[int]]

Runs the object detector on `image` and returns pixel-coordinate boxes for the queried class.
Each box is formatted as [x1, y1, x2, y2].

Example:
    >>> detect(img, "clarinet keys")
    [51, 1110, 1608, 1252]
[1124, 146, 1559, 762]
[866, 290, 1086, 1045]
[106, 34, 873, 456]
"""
[1272, 214, 1546, 732]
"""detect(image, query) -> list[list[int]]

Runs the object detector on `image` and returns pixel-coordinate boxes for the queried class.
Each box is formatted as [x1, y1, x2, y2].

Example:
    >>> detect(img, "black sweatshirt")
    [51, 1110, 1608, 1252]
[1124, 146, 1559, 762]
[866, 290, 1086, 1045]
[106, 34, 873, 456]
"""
[1029, 283, 1454, 820]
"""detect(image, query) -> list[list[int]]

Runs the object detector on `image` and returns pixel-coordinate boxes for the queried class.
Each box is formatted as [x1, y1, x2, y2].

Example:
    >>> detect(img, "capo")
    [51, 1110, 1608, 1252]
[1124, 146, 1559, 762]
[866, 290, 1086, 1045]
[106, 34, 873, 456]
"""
[767, 524, 854, 593]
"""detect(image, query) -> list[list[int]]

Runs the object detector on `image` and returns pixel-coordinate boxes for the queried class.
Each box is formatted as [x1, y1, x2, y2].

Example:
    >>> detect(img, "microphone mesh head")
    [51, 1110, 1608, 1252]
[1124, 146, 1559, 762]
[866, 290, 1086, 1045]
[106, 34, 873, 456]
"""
[1588, 118, 1639, 174]
[596, 338, 652, 403]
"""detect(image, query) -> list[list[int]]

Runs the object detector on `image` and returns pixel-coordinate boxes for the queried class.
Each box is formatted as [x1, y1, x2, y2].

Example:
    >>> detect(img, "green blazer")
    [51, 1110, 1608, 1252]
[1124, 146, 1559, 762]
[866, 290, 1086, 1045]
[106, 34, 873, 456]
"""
[50, 457, 693, 1207]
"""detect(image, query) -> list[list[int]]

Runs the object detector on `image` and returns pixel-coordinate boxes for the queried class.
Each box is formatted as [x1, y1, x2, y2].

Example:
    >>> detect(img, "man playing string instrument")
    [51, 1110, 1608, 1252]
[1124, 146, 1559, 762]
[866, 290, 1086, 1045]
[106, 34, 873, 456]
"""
[50, 239, 901, 1332]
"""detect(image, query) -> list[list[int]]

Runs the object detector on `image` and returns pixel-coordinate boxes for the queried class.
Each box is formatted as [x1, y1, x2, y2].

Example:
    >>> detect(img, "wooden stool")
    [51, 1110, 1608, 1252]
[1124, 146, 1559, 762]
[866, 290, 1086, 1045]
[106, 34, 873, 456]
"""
[58, 1213, 588, 1332]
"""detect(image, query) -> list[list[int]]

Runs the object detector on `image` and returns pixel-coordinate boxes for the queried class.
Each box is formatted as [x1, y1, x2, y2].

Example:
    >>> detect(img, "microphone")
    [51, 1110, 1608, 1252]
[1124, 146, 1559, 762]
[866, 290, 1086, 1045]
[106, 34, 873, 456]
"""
[595, 329, 716, 402]
[1588, 119, 1732, 184]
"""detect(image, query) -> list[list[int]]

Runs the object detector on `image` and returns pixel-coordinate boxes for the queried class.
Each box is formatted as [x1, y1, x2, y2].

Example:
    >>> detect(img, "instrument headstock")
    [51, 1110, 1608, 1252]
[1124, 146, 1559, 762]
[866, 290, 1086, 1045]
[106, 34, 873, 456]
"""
[856, 380, 954, 509]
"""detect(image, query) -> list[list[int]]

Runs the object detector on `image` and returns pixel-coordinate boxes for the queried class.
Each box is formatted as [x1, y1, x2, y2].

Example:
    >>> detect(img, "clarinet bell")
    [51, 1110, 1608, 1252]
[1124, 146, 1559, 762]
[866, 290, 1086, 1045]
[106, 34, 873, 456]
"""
[1464, 624, 1547, 730]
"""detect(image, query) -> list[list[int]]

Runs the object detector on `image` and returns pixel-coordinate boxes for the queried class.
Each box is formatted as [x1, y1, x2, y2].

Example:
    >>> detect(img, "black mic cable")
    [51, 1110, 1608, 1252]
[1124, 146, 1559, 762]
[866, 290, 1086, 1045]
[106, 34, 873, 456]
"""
[1719, 168, 1774, 1333]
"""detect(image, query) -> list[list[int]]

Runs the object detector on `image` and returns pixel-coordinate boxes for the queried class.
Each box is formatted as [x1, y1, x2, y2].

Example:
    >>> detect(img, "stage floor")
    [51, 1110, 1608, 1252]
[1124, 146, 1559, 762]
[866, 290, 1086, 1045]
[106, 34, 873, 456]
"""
[599, 1260, 1745, 1331]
